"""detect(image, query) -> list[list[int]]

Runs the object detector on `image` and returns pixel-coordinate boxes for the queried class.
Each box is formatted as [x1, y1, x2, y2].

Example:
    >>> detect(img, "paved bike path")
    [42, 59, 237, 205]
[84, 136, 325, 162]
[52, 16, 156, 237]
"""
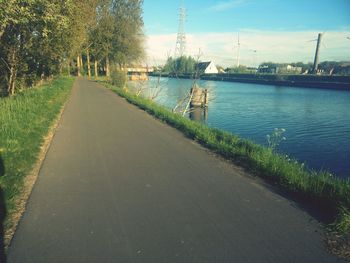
[8, 78, 343, 262]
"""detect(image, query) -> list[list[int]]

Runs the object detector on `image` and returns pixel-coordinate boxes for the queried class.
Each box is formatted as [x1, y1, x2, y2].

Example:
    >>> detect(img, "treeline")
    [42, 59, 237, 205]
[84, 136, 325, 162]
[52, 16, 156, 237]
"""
[259, 62, 312, 72]
[259, 61, 350, 75]
[0, 0, 144, 96]
[162, 56, 197, 75]
[225, 61, 350, 75]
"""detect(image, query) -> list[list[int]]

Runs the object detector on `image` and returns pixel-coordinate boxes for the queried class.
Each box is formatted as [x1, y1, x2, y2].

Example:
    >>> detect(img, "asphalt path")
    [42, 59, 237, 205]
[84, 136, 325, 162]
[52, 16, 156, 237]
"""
[7, 78, 344, 262]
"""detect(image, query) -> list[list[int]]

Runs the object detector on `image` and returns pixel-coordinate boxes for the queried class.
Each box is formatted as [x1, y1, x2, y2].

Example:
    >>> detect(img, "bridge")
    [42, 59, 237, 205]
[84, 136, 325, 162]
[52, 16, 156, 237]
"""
[124, 67, 154, 81]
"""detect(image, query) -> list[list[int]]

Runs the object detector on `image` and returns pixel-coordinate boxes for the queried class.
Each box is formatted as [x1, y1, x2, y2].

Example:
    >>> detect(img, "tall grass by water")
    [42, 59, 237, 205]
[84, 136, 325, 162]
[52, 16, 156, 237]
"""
[0, 77, 74, 218]
[101, 80, 350, 234]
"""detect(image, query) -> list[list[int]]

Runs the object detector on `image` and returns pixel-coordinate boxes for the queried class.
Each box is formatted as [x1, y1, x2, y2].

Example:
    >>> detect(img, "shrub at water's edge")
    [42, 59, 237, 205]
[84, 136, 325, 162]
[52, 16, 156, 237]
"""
[110, 69, 127, 88]
[100, 80, 350, 234]
[0, 77, 74, 222]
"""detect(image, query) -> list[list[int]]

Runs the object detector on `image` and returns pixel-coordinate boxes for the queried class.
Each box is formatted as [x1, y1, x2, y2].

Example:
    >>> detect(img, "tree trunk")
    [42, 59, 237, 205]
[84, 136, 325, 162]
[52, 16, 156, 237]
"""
[7, 66, 16, 96]
[94, 60, 98, 77]
[59, 62, 63, 75]
[106, 56, 110, 77]
[87, 49, 91, 78]
[7, 68, 14, 95]
[77, 55, 81, 77]
[67, 59, 71, 76]
[7, 49, 17, 96]
[80, 55, 83, 74]
[10, 76, 16, 95]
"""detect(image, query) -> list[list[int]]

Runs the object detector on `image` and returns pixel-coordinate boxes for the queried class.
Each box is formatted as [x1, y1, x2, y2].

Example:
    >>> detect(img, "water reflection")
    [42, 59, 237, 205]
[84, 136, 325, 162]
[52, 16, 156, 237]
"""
[189, 106, 208, 123]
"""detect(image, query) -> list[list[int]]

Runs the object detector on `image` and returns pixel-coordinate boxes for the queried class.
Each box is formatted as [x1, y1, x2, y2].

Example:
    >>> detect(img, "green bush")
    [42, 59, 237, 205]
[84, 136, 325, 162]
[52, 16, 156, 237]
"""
[111, 69, 127, 88]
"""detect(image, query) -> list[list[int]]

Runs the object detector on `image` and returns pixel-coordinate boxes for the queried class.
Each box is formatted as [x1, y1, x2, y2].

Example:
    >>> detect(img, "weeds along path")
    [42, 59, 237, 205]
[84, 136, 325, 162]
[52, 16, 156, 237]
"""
[0, 77, 74, 249]
[7, 78, 345, 263]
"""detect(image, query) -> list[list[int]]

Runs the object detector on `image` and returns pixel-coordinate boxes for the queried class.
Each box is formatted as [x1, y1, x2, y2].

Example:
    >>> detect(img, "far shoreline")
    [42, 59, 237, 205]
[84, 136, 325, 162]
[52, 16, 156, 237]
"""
[149, 72, 350, 90]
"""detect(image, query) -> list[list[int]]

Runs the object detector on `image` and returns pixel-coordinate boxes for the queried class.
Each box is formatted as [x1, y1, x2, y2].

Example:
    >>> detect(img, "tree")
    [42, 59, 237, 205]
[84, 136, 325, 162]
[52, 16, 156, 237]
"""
[0, 0, 100, 94]
[111, 0, 144, 67]
[67, 0, 100, 76]
[89, 0, 144, 77]
[89, 3, 115, 77]
[226, 65, 250, 74]
[0, 0, 75, 94]
[0, 0, 145, 95]
[162, 56, 196, 75]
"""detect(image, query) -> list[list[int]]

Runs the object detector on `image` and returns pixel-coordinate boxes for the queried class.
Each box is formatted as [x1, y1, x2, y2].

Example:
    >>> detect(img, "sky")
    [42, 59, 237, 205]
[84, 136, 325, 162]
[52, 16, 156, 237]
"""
[142, 0, 350, 67]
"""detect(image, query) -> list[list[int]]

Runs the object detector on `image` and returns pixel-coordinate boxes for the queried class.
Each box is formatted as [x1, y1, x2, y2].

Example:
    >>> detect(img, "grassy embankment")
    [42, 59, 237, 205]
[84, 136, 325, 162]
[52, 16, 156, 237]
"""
[0, 77, 74, 230]
[101, 80, 350, 233]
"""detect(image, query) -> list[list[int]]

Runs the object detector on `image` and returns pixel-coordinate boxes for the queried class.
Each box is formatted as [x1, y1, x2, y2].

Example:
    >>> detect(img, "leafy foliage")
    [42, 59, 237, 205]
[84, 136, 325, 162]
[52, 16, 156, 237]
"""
[89, 0, 144, 77]
[226, 65, 256, 74]
[259, 61, 350, 75]
[0, 0, 77, 95]
[0, 0, 145, 95]
[110, 68, 127, 88]
[163, 56, 197, 75]
[319, 61, 350, 75]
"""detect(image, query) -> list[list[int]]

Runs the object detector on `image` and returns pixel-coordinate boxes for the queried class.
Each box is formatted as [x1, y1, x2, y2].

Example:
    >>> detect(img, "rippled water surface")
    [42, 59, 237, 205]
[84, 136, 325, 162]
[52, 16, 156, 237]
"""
[130, 77, 350, 178]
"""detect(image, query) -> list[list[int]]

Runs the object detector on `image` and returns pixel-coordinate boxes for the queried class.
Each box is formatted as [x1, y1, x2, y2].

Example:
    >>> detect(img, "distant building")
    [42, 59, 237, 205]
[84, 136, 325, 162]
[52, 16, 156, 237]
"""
[246, 67, 258, 73]
[258, 64, 302, 74]
[286, 65, 302, 73]
[196, 61, 219, 74]
[258, 65, 278, 74]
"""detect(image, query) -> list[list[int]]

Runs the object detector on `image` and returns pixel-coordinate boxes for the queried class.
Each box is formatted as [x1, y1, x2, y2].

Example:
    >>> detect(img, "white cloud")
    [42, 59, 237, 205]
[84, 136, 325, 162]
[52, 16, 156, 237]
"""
[208, 0, 246, 12]
[145, 30, 350, 67]
[144, 34, 177, 65]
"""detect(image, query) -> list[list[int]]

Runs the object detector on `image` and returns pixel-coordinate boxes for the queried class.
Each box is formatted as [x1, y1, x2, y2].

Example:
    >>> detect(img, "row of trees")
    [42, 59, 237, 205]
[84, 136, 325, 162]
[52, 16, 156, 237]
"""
[258, 61, 350, 75]
[0, 0, 144, 96]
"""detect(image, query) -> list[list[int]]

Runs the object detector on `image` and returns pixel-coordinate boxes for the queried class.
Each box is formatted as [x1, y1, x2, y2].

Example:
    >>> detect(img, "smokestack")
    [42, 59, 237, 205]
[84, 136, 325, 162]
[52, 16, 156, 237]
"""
[312, 33, 323, 74]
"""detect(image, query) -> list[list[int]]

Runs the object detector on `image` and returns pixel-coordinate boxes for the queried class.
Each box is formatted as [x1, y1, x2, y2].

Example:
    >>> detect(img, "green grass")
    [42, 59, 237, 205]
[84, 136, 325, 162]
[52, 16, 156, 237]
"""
[0, 76, 74, 215]
[332, 207, 350, 234]
[100, 80, 350, 233]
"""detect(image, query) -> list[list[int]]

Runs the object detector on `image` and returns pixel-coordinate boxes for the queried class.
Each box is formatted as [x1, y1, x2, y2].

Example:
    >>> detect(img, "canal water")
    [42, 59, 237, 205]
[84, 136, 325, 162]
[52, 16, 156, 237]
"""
[129, 77, 350, 179]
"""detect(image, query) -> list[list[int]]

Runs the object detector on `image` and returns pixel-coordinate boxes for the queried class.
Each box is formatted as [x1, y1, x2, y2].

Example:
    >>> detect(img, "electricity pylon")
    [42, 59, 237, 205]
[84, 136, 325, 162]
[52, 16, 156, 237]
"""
[174, 5, 186, 58]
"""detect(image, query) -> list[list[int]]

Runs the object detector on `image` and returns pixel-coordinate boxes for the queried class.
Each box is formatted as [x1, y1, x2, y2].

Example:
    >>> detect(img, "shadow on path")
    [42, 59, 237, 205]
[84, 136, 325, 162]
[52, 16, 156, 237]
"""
[0, 155, 7, 263]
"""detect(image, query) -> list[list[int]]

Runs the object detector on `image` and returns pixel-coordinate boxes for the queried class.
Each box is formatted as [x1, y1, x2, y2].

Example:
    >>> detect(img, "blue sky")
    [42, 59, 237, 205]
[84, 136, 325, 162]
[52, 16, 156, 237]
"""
[143, 0, 350, 66]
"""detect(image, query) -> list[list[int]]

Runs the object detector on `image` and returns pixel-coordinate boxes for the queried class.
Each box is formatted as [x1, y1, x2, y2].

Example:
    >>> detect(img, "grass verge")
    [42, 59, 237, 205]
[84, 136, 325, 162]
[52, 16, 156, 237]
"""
[101, 81, 350, 245]
[0, 76, 74, 245]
